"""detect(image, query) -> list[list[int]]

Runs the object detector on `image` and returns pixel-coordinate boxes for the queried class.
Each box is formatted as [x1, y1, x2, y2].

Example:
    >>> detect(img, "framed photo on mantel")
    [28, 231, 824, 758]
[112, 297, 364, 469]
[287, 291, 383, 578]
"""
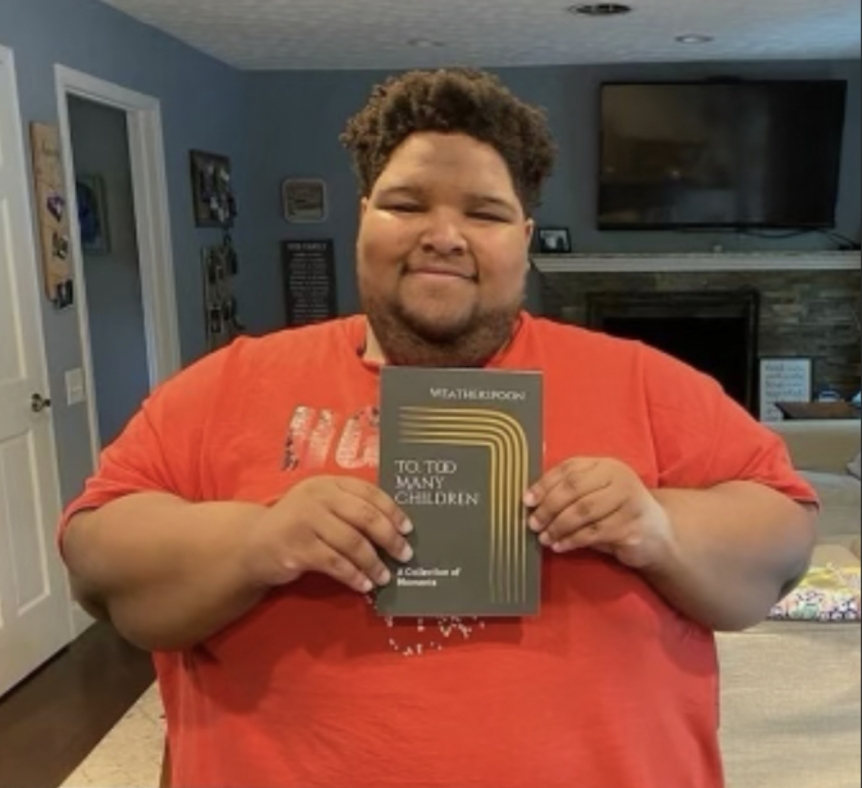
[537, 227, 571, 254]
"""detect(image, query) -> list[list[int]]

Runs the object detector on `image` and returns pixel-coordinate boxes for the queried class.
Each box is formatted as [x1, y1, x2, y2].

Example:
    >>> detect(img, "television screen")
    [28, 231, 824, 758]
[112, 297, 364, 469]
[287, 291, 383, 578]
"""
[598, 80, 847, 230]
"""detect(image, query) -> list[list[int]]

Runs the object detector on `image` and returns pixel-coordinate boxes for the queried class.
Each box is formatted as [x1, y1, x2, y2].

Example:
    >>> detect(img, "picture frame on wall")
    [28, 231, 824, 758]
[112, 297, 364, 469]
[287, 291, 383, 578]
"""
[537, 227, 571, 254]
[190, 149, 236, 228]
[282, 178, 327, 223]
[76, 174, 110, 254]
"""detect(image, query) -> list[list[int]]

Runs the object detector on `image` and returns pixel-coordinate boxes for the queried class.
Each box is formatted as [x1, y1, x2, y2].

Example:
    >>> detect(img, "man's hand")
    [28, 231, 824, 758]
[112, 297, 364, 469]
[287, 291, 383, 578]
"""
[242, 476, 414, 594]
[523, 458, 672, 569]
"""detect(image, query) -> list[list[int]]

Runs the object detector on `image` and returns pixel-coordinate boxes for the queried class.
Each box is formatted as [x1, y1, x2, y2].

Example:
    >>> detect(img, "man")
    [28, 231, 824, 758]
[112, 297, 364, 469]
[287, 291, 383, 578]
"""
[60, 68, 817, 788]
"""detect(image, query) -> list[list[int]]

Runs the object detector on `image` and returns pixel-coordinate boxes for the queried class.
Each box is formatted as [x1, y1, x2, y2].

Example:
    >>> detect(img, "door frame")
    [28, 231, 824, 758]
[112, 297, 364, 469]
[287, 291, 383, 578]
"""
[55, 66, 181, 468]
[0, 44, 73, 660]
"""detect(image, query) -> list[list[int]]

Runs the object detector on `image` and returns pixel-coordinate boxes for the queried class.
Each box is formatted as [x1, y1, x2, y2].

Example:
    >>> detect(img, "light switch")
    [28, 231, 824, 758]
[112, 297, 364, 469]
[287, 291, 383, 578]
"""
[65, 368, 86, 406]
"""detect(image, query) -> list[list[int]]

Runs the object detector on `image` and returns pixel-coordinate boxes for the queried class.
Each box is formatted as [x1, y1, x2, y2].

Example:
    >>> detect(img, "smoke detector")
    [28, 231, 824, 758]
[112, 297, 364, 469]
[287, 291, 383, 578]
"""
[568, 3, 633, 16]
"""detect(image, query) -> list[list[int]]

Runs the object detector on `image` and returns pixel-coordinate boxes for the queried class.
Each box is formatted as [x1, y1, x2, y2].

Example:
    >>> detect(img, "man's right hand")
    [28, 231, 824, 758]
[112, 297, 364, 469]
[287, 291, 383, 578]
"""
[242, 476, 414, 594]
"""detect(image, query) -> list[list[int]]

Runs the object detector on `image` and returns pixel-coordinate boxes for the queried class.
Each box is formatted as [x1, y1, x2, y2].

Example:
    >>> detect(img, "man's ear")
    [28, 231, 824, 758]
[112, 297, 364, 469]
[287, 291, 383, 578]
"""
[359, 196, 369, 217]
[524, 217, 535, 246]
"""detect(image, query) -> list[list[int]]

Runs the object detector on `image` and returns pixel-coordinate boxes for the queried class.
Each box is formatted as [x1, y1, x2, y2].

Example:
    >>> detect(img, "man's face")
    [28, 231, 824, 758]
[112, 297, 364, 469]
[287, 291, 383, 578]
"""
[356, 132, 533, 366]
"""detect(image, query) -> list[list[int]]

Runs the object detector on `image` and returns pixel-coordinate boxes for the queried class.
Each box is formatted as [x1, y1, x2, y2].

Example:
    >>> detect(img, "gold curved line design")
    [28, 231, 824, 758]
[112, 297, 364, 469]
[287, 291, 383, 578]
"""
[400, 411, 520, 602]
[398, 406, 530, 604]
[401, 407, 527, 602]
[400, 420, 516, 602]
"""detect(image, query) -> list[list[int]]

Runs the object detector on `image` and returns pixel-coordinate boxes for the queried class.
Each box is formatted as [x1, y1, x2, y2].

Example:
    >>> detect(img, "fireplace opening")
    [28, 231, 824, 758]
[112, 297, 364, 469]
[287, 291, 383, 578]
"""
[585, 290, 759, 414]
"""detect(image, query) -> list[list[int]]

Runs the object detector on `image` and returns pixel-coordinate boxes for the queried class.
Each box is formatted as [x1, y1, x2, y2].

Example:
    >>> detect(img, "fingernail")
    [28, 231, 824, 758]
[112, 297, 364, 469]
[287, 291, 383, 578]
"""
[523, 491, 536, 508]
[378, 568, 392, 586]
[538, 531, 552, 546]
[360, 577, 374, 593]
[400, 543, 414, 562]
[552, 542, 566, 553]
[399, 519, 414, 535]
[528, 515, 542, 532]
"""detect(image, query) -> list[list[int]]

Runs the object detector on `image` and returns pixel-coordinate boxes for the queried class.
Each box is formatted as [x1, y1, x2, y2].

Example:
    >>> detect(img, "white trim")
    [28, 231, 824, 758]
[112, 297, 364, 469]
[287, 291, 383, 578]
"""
[532, 251, 862, 274]
[0, 46, 75, 642]
[54, 65, 180, 468]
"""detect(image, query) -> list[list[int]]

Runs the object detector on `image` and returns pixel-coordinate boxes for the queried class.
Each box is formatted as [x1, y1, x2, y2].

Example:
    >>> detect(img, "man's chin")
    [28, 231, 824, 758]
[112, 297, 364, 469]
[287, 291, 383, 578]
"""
[398, 309, 474, 345]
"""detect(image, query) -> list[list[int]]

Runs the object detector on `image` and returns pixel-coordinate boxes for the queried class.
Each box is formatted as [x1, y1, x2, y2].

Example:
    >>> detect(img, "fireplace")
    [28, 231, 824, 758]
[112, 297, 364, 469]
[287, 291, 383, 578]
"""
[585, 290, 760, 413]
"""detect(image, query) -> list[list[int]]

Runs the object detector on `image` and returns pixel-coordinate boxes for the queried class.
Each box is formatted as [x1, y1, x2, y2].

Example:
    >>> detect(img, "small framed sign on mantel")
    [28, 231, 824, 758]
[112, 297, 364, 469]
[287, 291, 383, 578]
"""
[759, 357, 812, 422]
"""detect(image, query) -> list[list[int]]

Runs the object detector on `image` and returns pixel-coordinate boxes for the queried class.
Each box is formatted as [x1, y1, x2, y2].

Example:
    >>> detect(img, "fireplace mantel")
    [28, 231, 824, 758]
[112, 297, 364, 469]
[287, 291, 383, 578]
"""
[532, 251, 861, 274]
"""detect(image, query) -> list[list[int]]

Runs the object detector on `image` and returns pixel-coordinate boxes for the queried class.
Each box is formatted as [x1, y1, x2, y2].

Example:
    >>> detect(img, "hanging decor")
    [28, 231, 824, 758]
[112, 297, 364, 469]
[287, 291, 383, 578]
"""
[29, 122, 74, 308]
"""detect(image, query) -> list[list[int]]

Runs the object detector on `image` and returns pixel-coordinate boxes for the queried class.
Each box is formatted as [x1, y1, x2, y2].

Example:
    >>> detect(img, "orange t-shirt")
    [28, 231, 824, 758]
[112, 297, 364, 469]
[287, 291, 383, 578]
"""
[61, 312, 815, 788]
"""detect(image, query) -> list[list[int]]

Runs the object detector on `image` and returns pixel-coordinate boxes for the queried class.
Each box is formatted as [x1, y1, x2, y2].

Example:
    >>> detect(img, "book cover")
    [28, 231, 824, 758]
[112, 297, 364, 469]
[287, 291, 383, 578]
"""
[375, 366, 543, 617]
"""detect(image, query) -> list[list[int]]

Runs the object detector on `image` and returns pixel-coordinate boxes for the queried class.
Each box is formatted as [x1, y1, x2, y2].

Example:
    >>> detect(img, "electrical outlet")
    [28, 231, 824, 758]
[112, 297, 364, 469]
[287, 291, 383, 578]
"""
[65, 368, 86, 406]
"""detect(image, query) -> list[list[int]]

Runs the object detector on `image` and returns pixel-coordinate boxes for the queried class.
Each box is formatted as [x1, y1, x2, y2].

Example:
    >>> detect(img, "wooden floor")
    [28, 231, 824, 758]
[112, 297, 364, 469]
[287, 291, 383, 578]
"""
[0, 622, 154, 788]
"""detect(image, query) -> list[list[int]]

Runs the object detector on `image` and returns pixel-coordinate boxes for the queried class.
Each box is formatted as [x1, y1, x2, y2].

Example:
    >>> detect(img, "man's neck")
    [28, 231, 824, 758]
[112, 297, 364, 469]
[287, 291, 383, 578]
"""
[362, 323, 387, 365]
[360, 313, 523, 368]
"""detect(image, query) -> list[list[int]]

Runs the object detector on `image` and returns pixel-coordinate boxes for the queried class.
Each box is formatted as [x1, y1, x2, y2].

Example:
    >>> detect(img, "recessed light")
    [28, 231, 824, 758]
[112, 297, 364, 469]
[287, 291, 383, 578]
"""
[675, 34, 714, 44]
[408, 37, 445, 48]
[568, 3, 633, 16]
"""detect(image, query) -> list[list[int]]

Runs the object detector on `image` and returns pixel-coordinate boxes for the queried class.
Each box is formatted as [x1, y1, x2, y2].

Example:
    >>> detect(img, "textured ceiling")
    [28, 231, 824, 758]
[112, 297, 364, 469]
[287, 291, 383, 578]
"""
[97, 0, 861, 70]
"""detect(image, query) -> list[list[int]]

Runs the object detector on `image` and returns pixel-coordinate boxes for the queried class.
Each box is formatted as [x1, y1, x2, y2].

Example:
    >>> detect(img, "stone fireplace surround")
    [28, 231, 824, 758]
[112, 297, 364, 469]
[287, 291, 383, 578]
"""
[534, 251, 861, 417]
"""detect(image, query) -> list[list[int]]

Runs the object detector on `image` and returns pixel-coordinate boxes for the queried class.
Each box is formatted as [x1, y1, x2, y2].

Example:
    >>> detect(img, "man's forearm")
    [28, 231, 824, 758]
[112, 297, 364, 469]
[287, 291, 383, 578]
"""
[62, 493, 268, 651]
[645, 482, 817, 631]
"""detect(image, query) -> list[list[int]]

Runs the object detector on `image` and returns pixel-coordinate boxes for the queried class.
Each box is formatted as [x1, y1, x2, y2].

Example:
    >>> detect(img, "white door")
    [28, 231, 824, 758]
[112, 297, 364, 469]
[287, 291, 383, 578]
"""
[0, 46, 73, 698]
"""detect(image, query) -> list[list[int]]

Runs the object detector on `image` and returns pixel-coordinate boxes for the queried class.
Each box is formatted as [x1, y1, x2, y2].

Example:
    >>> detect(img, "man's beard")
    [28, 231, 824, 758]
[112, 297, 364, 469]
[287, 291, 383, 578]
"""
[360, 286, 522, 368]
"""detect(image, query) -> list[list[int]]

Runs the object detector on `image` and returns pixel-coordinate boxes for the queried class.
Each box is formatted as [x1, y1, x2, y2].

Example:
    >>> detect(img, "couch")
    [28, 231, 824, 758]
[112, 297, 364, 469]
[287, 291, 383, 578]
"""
[717, 418, 861, 788]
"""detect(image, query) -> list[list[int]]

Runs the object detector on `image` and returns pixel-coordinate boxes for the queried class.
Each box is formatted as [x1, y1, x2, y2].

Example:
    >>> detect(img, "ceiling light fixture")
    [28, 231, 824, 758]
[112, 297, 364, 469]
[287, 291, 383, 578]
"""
[675, 34, 714, 44]
[408, 38, 445, 48]
[568, 3, 633, 16]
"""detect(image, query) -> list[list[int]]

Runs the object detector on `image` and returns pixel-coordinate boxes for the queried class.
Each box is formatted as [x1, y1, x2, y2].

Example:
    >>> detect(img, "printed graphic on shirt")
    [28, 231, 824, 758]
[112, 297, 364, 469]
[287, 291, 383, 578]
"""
[283, 405, 379, 471]
[282, 404, 493, 655]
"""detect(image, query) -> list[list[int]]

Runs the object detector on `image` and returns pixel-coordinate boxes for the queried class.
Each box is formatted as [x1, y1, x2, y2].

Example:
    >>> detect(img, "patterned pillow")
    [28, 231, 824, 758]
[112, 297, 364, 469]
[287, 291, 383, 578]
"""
[769, 564, 860, 622]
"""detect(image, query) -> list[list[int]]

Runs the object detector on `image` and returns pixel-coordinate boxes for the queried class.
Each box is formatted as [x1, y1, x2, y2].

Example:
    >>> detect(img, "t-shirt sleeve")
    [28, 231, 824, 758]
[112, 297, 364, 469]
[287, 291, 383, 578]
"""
[639, 343, 818, 505]
[58, 345, 231, 541]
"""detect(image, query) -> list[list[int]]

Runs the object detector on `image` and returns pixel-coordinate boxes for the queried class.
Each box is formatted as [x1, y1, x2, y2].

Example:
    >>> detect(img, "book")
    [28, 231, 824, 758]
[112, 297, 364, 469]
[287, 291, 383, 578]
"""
[375, 366, 543, 617]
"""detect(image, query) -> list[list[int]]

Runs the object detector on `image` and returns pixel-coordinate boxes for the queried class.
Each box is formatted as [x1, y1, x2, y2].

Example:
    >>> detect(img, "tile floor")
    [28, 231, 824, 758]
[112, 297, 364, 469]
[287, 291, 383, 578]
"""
[60, 684, 164, 788]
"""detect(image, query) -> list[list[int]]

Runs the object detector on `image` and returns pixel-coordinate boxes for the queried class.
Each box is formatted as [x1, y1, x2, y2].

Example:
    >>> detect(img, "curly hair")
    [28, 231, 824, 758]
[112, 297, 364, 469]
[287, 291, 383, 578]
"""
[340, 67, 556, 213]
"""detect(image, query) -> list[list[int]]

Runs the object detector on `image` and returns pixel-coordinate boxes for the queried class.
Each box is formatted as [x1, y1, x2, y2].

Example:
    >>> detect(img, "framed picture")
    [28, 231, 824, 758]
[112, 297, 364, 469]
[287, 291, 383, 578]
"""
[537, 227, 571, 254]
[758, 357, 812, 422]
[282, 178, 327, 223]
[76, 174, 110, 254]
[190, 150, 236, 227]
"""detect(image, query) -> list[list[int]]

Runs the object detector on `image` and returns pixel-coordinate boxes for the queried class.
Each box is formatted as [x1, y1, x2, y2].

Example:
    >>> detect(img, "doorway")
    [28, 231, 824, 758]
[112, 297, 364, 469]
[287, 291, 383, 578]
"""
[67, 97, 151, 446]
[55, 66, 181, 471]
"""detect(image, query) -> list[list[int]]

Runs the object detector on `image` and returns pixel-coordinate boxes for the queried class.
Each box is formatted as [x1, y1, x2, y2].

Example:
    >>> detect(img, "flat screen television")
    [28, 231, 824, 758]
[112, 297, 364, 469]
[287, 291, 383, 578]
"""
[597, 80, 847, 230]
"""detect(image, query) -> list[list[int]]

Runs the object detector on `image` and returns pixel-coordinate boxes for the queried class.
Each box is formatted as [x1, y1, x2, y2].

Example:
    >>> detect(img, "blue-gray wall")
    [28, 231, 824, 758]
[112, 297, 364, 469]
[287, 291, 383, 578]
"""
[244, 60, 861, 332]
[68, 96, 150, 447]
[0, 0, 250, 507]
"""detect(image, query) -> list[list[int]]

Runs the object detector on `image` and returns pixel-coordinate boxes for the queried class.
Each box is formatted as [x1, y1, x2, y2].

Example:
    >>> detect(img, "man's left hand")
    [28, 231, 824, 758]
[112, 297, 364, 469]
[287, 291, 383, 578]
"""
[523, 458, 673, 569]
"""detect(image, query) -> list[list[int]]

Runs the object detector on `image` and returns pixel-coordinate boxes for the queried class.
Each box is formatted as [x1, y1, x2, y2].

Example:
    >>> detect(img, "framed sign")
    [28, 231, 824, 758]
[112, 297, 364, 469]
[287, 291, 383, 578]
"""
[759, 357, 812, 422]
[281, 239, 337, 326]
[282, 178, 327, 223]
[29, 122, 74, 308]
